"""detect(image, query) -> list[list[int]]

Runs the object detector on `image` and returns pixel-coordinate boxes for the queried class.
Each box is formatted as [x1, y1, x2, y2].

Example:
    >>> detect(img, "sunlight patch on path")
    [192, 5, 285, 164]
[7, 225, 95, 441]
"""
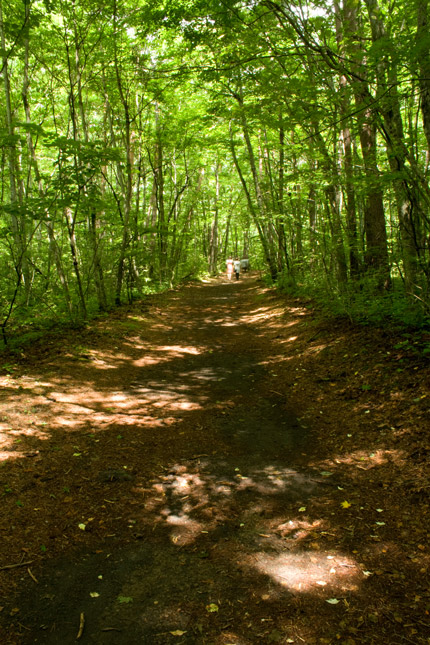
[0, 450, 28, 462]
[133, 344, 202, 367]
[248, 550, 361, 594]
[142, 460, 364, 598]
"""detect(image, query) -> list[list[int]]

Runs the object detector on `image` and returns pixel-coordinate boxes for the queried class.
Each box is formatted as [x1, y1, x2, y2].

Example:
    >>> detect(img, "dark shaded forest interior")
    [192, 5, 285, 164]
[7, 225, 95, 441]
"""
[0, 275, 429, 644]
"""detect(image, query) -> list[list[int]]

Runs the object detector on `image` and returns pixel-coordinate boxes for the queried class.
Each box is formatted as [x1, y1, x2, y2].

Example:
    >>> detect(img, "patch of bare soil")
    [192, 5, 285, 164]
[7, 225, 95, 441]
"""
[0, 275, 429, 644]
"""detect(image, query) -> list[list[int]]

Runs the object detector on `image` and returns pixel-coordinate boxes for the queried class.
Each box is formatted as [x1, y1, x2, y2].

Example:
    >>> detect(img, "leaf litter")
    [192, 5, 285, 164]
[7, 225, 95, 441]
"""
[0, 275, 429, 643]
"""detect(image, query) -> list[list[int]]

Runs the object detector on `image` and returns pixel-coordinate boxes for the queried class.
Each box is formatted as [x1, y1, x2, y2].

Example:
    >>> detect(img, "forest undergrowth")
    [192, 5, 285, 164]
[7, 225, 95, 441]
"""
[0, 275, 429, 644]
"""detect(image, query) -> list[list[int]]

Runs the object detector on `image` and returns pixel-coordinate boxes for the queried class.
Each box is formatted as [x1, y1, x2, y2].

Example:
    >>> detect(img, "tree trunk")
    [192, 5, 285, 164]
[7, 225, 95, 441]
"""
[334, 0, 360, 277]
[154, 112, 167, 281]
[364, 0, 421, 291]
[113, 0, 133, 304]
[209, 162, 220, 274]
[22, 11, 74, 319]
[64, 206, 87, 318]
[0, 0, 31, 300]
[276, 117, 290, 272]
[229, 121, 278, 279]
[417, 0, 430, 151]
[343, 0, 390, 287]
[72, 11, 107, 310]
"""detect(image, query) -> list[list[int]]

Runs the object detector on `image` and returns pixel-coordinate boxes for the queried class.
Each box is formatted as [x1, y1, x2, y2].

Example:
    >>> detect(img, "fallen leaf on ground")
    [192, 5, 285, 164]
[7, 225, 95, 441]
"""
[206, 603, 219, 612]
[117, 596, 133, 604]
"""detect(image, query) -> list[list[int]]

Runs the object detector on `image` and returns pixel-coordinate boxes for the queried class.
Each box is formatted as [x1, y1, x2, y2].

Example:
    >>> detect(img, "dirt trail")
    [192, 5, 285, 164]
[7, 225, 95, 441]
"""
[1, 276, 429, 644]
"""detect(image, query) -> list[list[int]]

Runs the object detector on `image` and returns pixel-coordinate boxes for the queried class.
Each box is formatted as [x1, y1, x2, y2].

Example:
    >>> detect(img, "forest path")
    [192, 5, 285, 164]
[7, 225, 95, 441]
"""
[1, 275, 429, 644]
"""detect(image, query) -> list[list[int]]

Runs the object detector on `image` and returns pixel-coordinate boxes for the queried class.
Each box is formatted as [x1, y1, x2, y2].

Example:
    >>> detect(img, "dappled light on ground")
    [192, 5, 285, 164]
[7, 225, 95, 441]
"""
[132, 344, 202, 366]
[0, 337, 217, 453]
[0, 277, 429, 644]
[320, 448, 407, 472]
[241, 306, 283, 325]
[248, 550, 360, 593]
[139, 460, 363, 598]
[0, 450, 29, 463]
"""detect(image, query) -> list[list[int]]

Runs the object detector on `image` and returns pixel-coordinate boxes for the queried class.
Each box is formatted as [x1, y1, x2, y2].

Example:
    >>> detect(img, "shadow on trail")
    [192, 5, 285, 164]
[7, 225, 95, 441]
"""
[2, 278, 364, 644]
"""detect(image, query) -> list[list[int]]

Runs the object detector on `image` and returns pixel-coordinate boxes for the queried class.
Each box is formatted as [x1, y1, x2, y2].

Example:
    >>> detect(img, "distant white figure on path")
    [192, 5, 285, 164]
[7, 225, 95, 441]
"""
[226, 256, 234, 280]
[240, 258, 250, 272]
[233, 258, 241, 280]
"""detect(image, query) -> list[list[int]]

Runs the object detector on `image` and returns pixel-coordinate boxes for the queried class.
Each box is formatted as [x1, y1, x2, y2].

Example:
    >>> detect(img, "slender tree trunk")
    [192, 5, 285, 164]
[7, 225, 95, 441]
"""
[63, 24, 89, 318]
[113, 0, 133, 304]
[64, 206, 87, 318]
[229, 122, 278, 279]
[308, 182, 317, 271]
[0, 0, 30, 300]
[233, 86, 278, 278]
[209, 162, 220, 274]
[276, 117, 290, 272]
[72, 13, 107, 310]
[237, 89, 267, 226]
[334, 0, 360, 277]
[153, 105, 167, 281]
[171, 167, 204, 277]
[311, 123, 348, 286]
[22, 12, 73, 318]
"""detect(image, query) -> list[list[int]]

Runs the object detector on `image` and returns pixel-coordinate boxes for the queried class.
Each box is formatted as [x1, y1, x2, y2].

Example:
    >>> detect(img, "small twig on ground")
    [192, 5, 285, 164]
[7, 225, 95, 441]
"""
[16, 622, 30, 632]
[307, 332, 322, 343]
[399, 635, 426, 645]
[0, 560, 33, 571]
[27, 568, 38, 583]
[76, 612, 85, 640]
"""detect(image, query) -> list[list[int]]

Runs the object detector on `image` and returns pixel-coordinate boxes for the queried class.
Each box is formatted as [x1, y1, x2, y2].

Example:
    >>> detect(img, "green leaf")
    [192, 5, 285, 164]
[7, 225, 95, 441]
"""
[118, 596, 133, 604]
[206, 603, 219, 612]
[15, 121, 46, 136]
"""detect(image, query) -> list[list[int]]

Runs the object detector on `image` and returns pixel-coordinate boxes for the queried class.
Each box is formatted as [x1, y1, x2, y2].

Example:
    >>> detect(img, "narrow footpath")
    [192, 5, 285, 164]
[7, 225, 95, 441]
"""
[0, 275, 429, 644]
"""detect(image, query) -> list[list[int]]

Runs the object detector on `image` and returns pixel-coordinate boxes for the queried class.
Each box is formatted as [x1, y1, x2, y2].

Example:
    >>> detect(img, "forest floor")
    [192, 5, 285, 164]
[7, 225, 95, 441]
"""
[0, 274, 429, 644]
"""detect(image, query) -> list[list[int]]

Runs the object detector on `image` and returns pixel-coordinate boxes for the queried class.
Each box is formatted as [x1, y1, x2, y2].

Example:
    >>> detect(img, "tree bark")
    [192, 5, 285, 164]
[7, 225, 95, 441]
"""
[0, 0, 31, 300]
[229, 121, 278, 279]
[22, 8, 74, 319]
[208, 162, 220, 274]
[417, 0, 430, 151]
[343, 0, 390, 287]
[364, 0, 421, 290]
[113, 0, 134, 303]
[334, 0, 360, 277]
